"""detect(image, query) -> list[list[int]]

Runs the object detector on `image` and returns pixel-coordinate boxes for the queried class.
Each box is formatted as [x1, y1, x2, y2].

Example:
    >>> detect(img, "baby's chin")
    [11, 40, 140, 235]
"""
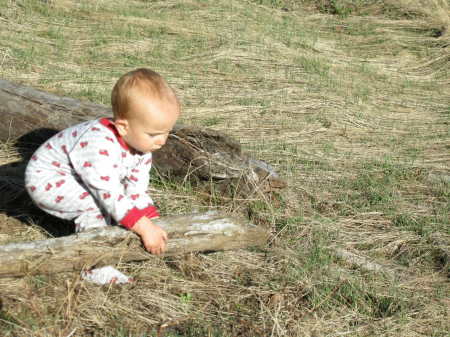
[142, 147, 161, 154]
[130, 145, 161, 154]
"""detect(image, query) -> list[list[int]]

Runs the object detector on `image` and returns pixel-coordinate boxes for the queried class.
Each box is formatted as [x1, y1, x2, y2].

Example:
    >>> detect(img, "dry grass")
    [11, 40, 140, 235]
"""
[0, 0, 449, 336]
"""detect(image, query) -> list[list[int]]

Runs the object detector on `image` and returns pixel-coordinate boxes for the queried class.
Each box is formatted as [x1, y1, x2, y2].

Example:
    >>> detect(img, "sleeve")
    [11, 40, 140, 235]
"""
[124, 153, 156, 210]
[68, 135, 158, 229]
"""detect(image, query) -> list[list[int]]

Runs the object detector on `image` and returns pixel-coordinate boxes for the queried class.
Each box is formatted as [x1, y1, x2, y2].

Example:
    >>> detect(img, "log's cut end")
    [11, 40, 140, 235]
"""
[0, 211, 269, 278]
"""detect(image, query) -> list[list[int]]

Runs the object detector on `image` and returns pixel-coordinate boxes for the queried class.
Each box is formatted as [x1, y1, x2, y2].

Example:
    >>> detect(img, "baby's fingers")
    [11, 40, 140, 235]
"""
[162, 230, 168, 242]
[149, 245, 162, 255]
[152, 248, 161, 255]
[149, 240, 166, 255]
[161, 238, 167, 253]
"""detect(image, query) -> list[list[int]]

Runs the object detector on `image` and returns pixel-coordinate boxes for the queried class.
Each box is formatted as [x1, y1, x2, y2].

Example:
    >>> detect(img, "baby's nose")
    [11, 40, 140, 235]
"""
[156, 135, 167, 145]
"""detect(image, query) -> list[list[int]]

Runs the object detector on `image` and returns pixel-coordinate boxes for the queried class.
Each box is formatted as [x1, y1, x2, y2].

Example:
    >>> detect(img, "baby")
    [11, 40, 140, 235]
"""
[25, 68, 180, 263]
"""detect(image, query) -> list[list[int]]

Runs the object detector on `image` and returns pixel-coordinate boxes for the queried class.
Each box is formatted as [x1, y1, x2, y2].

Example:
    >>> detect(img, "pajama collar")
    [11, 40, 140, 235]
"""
[99, 118, 130, 151]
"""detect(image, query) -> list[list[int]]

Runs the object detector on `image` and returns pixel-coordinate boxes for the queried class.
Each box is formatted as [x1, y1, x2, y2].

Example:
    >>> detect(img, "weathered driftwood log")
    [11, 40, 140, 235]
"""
[0, 211, 269, 278]
[0, 79, 286, 197]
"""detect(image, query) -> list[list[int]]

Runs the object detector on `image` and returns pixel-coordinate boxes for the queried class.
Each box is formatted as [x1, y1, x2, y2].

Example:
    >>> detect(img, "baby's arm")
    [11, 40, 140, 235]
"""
[68, 136, 161, 247]
[124, 153, 154, 204]
[124, 154, 167, 254]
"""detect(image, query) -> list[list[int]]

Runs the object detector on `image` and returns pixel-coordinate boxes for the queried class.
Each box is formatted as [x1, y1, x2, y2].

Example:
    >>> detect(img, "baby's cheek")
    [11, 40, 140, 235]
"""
[144, 136, 154, 146]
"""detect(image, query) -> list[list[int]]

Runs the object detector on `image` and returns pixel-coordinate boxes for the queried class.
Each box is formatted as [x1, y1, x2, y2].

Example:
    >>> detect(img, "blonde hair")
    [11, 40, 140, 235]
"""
[111, 68, 179, 119]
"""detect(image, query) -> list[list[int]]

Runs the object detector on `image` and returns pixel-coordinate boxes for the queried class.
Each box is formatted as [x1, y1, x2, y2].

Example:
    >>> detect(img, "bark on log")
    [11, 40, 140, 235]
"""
[0, 79, 286, 197]
[0, 211, 269, 278]
[0, 79, 107, 140]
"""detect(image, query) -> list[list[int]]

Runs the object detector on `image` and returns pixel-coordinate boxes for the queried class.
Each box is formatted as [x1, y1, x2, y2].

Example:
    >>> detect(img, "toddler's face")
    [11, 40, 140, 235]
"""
[117, 93, 179, 154]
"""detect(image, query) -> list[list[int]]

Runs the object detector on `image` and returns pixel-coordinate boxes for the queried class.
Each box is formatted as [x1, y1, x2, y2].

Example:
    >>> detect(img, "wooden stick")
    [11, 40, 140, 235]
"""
[0, 211, 268, 278]
[331, 248, 397, 277]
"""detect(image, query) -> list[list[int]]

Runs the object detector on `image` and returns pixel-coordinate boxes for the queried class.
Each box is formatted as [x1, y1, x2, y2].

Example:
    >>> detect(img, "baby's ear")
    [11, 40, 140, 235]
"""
[114, 119, 129, 136]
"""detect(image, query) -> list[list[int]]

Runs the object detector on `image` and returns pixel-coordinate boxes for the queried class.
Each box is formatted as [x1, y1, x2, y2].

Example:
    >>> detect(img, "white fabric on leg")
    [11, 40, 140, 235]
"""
[74, 209, 111, 232]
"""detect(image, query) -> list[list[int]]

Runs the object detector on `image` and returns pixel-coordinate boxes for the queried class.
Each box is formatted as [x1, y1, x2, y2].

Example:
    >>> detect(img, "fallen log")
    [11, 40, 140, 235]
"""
[0, 211, 268, 278]
[0, 78, 286, 198]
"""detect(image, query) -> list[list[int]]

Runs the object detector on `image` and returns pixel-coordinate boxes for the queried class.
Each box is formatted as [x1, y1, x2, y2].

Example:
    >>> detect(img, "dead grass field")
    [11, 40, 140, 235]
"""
[0, 0, 449, 336]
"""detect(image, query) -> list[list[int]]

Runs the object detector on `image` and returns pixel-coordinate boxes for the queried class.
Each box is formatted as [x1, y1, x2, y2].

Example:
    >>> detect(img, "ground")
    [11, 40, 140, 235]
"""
[0, 0, 449, 336]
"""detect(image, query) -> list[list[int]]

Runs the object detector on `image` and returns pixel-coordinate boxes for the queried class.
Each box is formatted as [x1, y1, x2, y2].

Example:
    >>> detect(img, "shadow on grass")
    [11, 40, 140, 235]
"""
[0, 128, 75, 238]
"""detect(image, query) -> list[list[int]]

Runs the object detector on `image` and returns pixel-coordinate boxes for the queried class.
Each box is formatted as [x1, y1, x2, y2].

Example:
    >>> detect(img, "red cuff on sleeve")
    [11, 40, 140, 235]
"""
[120, 205, 160, 229]
[144, 206, 160, 219]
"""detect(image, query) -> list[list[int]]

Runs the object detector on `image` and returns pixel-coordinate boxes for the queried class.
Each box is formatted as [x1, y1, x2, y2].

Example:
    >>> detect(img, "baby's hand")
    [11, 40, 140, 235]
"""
[131, 217, 168, 255]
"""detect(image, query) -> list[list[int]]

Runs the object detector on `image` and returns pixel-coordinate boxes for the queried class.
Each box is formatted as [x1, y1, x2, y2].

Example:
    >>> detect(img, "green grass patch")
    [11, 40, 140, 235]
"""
[295, 55, 331, 78]
[336, 159, 425, 213]
[305, 277, 410, 317]
[393, 212, 450, 237]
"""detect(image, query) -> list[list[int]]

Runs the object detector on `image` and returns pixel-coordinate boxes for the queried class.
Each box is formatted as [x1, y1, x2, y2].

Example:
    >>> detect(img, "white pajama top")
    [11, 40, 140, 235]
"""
[25, 118, 159, 229]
